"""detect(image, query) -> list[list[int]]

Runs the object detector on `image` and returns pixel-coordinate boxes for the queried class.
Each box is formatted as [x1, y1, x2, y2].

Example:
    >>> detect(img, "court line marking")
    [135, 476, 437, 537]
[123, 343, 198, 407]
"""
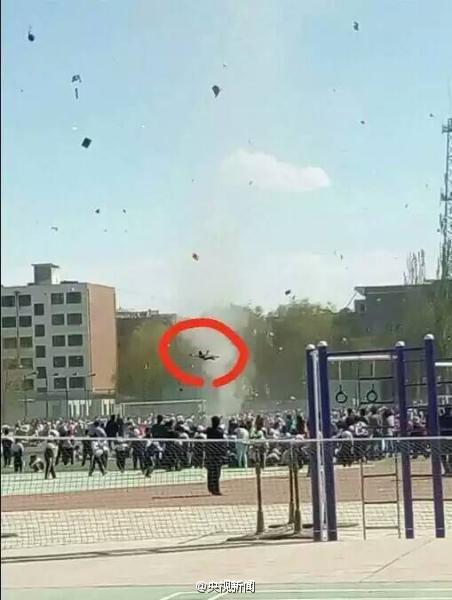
[159, 592, 185, 600]
[246, 589, 452, 593]
[158, 590, 452, 600]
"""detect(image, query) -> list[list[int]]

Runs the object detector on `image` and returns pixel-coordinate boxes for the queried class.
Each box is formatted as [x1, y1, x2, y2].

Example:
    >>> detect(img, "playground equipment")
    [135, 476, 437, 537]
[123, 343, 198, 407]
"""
[306, 334, 452, 542]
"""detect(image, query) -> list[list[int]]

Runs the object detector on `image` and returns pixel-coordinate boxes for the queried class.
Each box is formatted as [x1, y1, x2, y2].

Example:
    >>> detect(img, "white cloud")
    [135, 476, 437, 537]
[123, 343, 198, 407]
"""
[221, 148, 330, 193]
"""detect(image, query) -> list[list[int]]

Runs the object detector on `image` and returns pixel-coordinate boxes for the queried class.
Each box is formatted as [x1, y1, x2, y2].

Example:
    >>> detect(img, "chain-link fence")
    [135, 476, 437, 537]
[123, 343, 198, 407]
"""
[1, 436, 451, 551]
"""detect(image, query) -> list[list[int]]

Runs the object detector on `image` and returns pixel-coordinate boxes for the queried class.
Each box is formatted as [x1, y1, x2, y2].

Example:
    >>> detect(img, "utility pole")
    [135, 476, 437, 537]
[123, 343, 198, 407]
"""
[433, 118, 452, 359]
[440, 117, 452, 280]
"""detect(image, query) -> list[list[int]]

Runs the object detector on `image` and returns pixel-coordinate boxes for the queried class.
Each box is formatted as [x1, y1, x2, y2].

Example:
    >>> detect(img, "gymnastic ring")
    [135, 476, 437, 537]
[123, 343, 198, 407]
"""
[366, 387, 378, 403]
[335, 386, 348, 404]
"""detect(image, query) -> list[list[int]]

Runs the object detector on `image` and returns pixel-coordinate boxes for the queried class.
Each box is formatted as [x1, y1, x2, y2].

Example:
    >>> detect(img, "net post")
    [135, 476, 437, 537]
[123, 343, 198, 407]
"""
[288, 448, 295, 524]
[306, 344, 322, 541]
[424, 334, 446, 538]
[395, 341, 414, 539]
[292, 455, 302, 534]
[318, 341, 338, 542]
[255, 461, 265, 535]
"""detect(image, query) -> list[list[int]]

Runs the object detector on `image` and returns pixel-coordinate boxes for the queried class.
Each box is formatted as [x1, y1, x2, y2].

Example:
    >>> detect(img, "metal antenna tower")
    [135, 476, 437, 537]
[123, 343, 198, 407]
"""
[440, 117, 452, 279]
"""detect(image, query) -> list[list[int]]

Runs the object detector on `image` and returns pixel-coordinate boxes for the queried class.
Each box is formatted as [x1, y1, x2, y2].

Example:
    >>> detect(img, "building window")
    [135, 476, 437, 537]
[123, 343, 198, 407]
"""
[68, 334, 83, 347]
[3, 337, 17, 349]
[54, 377, 67, 390]
[35, 345, 46, 358]
[53, 356, 66, 368]
[35, 324, 45, 337]
[23, 378, 34, 391]
[52, 335, 65, 347]
[51, 293, 64, 305]
[52, 314, 65, 326]
[36, 367, 47, 380]
[20, 337, 33, 348]
[68, 355, 84, 368]
[1, 295, 16, 307]
[20, 358, 34, 369]
[34, 303, 45, 316]
[69, 376, 85, 389]
[1, 317, 16, 328]
[66, 291, 82, 304]
[19, 316, 32, 327]
[67, 313, 82, 326]
[18, 295, 31, 307]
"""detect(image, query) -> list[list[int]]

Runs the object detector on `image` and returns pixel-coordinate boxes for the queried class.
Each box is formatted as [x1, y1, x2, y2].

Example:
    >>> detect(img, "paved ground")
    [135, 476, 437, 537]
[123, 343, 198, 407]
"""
[2, 538, 452, 599]
[2, 458, 452, 550]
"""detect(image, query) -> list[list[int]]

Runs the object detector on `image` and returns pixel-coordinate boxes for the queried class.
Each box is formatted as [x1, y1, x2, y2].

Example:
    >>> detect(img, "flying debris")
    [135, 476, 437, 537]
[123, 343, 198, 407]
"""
[340, 254, 344, 261]
[248, 180, 253, 186]
[429, 113, 435, 118]
[278, 346, 283, 352]
[353, 21, 359, 31]
[222, 63, 228, 68]
[71, 75, 82, 100]
[405, 203, 409, 209]
[81, 137, 92, 149]
[50, 226, 58, 232]
[289, 395, 296, 401]
[332, 88, 337, 93]
[20, 89, 24, 93]
[192, 253, 199, 261]
[360, 120, 366, 125]
[284, 289, 292, 296]
[95, 209, 100, 214]
[122, 209, 127, 214]
[27, 27, 35, 42]
[212, 85, 221, 98]
[268, 331, 274, 337]
[103, 229, 108, 233]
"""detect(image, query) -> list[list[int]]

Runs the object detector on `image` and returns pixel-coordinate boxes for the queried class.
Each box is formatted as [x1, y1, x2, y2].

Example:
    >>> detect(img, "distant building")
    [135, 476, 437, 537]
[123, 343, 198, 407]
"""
[354, 281, 436, 335]
[1, 264, 117, 400]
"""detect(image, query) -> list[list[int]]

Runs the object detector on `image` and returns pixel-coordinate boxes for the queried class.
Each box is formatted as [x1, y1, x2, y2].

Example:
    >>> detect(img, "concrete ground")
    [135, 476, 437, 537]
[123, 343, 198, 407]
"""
[2, 537, 452, 599]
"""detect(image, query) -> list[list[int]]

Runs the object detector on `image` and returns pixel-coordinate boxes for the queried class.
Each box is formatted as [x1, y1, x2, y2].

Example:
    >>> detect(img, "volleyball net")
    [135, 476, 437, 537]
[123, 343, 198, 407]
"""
[1, 436, 452, 552]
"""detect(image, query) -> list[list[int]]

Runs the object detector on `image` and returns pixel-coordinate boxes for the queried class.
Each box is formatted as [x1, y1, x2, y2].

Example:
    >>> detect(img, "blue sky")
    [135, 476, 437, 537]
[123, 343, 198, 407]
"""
[2, 0, 451, 314]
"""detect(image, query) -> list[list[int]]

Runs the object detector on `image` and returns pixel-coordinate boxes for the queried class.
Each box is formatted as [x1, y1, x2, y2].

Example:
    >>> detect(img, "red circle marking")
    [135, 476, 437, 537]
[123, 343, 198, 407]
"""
[158, 317, 249, 388]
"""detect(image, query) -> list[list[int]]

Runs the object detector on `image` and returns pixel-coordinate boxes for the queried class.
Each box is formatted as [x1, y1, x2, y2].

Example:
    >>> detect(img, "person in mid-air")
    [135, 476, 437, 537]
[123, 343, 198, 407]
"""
[190, 350, 219, 361]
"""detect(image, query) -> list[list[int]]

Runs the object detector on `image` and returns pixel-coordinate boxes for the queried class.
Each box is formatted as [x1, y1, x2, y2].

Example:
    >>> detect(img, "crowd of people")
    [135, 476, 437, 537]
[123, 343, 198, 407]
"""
[2, 404, 452, 490]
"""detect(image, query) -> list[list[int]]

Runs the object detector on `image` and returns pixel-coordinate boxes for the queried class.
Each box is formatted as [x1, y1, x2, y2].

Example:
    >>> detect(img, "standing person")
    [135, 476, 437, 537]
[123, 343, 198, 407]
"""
[235, 421, 249, 468]
[89, 440, 106, 476]
[12, 438, 25, 473]
[116, 416, 125, 438]
[439, 406, 452, 476]
[130, 428, 145, 472]
[44, 437, 58, 480]
[151, 415, 166, 439]
[115, 440, 129, 473]
[205, 416, 226, 495]
[1, 427, 14, 467]
[81, 429, 92, 467]
[105, 415, 119, 448]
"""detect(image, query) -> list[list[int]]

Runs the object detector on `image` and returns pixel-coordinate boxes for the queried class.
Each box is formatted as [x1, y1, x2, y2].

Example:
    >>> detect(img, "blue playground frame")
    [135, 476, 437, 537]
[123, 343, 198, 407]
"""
[306, 334, 451, 542]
